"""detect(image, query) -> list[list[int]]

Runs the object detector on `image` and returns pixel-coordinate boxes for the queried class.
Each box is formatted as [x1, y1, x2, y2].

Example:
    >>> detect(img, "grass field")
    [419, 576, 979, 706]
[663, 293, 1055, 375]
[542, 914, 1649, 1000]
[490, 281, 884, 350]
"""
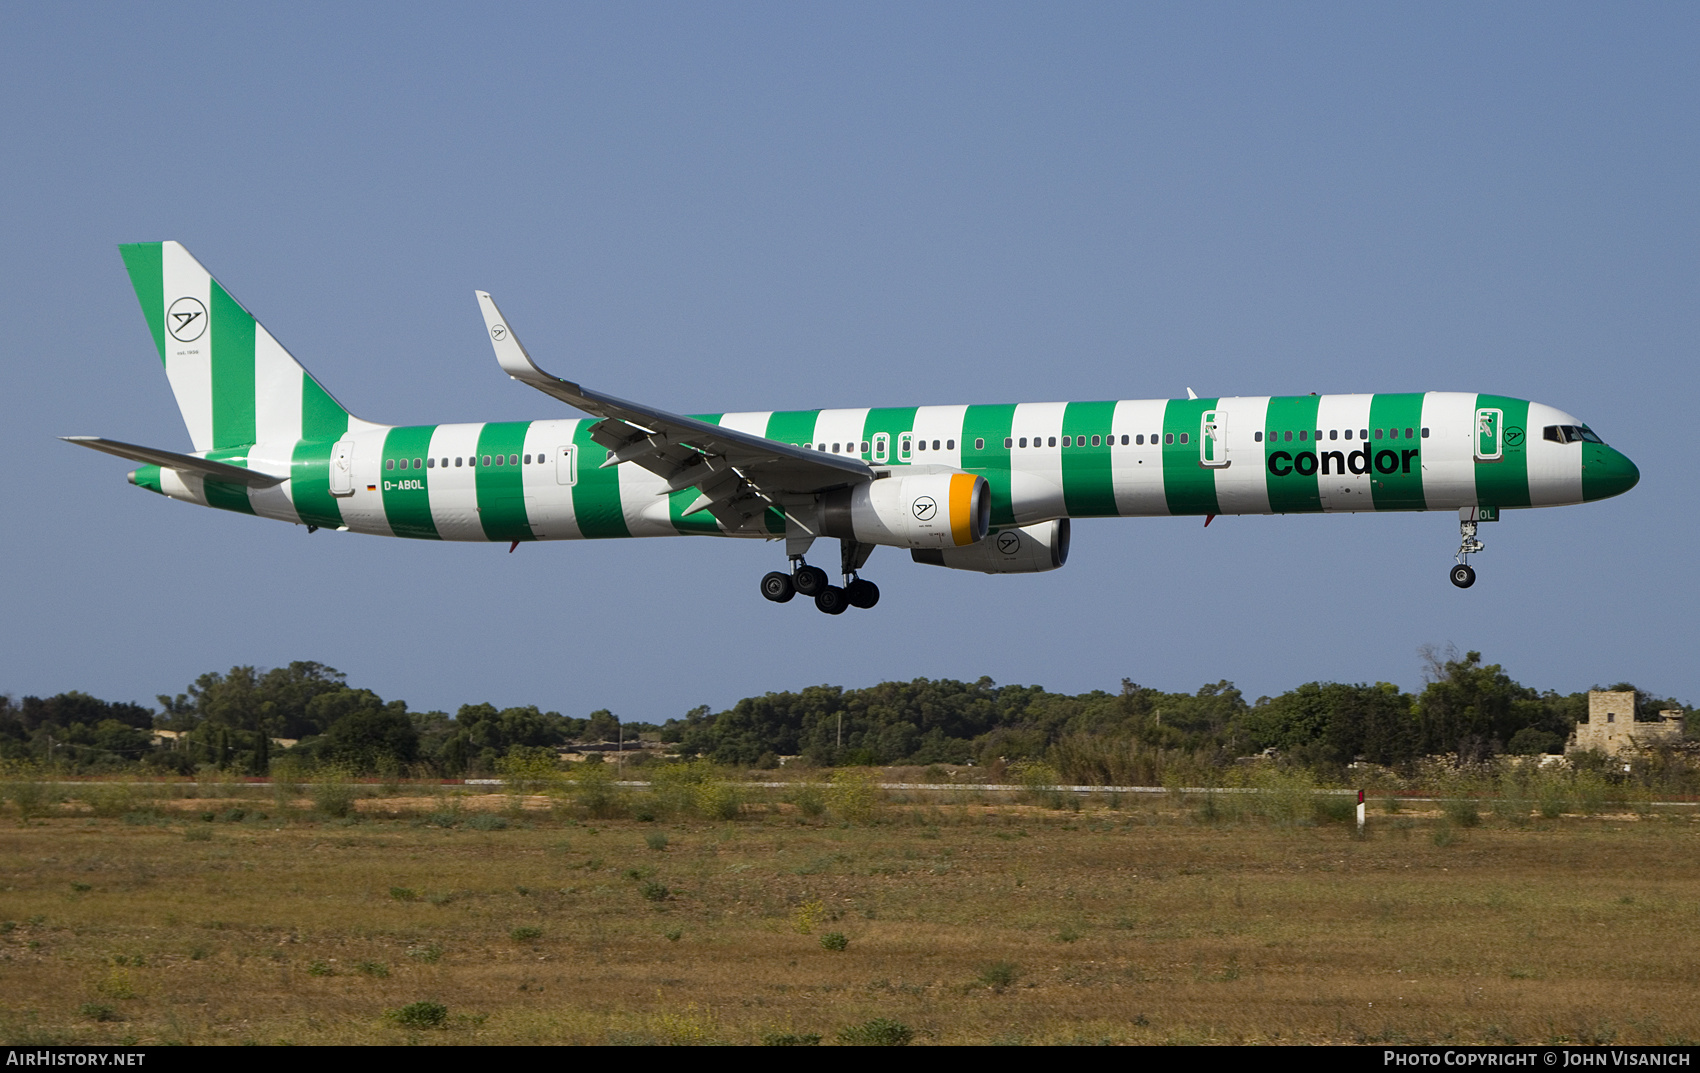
[2, 779, 1698, 1045]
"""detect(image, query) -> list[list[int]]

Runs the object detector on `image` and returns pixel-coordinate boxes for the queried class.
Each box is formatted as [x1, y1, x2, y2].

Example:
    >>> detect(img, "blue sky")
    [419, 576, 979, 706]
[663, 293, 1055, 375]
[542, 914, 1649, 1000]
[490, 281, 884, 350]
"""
[2, 3, 1694, 720]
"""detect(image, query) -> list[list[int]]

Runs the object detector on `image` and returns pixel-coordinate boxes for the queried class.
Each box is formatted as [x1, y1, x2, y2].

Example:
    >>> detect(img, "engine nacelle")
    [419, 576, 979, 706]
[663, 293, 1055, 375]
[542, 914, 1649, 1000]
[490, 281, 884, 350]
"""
[911, 518, 1070, 573]
[822, 471, 990, 550]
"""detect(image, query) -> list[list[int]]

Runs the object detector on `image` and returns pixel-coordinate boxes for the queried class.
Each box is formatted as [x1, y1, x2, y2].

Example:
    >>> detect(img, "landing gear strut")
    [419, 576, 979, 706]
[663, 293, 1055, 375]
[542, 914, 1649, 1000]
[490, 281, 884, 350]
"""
[760, 541, 879, 613]
[1451, 513, 1485, 589]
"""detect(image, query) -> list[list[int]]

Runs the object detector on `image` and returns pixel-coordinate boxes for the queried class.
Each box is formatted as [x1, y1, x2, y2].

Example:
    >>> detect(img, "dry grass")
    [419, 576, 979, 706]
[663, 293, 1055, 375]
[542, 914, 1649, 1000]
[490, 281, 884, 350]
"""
[2, 787, 1698, 1045]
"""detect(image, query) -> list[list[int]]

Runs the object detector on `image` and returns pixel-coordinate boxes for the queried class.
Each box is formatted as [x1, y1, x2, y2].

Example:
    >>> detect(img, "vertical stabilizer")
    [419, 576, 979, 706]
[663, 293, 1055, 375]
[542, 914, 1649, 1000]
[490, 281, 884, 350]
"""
[118, 242, 361, 451]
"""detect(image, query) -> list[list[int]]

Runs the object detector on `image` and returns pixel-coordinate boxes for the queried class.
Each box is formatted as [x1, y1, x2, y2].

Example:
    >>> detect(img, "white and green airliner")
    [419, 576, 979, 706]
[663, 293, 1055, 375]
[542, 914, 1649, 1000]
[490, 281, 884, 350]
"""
[69, 242, 1640, 613]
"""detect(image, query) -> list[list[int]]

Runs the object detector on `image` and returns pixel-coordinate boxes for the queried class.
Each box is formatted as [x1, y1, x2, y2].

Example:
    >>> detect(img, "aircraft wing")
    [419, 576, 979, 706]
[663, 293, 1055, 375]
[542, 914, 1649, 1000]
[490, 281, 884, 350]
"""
[475, 292, 871, 534]
[62, 436, 286, 487]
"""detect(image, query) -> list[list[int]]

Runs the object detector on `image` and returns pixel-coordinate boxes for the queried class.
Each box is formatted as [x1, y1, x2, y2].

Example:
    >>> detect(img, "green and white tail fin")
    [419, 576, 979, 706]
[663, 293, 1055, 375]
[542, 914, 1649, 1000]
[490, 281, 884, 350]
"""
[118, 241, 369, 452]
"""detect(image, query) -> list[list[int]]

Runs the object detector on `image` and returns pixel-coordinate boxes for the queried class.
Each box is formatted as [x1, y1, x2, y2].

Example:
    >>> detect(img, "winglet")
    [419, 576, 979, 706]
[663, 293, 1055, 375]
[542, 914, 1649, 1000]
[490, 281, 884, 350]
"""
[1186, 387, 1199, 400]
[475, 291, 583, 394]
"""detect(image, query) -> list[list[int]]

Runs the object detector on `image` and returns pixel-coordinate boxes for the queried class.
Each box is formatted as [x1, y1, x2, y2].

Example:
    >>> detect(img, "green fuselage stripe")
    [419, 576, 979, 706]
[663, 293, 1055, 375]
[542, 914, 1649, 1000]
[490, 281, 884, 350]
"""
[765, 409, 820, 448]
[201, 448, 257, 516]
[475, 422, 534, 542]
[290, 439, 344, 529]
[1367, 393, 1427, 511]
[1473, 394, 1531, 509]
[1162, 398, 1221, 516]
[381, 425, 440, 539]
[208, 280, 256, 450]
[569, 422, 630, 539]
[1263, 395, 1323, 513]
[960, 404, 1017, 525]
[1061, 400, 1118, 517]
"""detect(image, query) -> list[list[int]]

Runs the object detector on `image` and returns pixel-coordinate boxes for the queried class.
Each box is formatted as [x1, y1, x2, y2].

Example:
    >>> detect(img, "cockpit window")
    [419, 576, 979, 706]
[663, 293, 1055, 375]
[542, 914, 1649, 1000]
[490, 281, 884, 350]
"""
[1543, 424, 1602, 445]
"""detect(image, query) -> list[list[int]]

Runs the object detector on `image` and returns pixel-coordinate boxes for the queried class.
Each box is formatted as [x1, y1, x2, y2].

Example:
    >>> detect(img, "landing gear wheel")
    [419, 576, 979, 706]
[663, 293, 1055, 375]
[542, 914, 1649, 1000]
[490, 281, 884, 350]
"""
[1450, 564, 1476, 589]
[793, 565, 830, 597]
[760, 571, 796, 603]
[814, 586, 849, 615]
[845, 578, 880, 609]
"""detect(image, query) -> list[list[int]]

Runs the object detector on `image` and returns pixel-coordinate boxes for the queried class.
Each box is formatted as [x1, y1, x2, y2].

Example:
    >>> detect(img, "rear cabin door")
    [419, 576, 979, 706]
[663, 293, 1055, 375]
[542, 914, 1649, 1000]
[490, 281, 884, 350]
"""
[329, 439, 355, 497]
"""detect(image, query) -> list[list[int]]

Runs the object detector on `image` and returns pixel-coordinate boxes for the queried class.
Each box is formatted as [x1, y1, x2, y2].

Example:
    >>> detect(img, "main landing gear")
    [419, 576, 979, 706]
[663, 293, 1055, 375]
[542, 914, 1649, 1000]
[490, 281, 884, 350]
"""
[760, 540, 880, 614]
[1451, 513, 1486, 589]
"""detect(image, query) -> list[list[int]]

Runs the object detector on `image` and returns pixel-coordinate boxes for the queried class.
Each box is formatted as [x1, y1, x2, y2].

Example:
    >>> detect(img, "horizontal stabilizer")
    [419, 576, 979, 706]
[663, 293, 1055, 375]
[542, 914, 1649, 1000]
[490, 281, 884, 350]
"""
[61, 436, 285, 487]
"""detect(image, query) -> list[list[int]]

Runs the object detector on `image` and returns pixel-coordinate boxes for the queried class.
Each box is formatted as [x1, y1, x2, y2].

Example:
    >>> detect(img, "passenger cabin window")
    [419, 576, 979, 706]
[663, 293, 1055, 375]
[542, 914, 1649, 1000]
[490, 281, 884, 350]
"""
[974, 438, 984, 450]
[386, 459, 395, 470]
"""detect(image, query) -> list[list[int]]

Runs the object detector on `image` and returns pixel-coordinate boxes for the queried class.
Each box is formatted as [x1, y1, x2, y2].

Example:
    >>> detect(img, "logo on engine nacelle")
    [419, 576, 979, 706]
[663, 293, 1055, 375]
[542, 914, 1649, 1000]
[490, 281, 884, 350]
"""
[911, 496, 937, 521]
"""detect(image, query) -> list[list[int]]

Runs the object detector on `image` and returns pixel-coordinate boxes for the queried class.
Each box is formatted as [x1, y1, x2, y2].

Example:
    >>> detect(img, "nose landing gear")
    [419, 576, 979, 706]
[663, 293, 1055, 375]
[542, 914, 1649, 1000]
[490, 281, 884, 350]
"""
[1451, 509, 1487, 589]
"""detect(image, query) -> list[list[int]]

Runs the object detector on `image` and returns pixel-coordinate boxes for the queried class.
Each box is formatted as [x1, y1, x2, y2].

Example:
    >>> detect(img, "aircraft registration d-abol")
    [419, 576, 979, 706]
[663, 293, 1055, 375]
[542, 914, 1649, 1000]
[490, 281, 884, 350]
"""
[68, 242, 1640, 612]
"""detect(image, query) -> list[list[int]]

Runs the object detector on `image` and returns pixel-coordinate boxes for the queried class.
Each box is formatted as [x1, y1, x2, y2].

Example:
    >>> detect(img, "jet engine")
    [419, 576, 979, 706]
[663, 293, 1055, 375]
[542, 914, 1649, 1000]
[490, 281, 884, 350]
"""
[910, 518, 1070, 573]
[822, 471, 990, 550]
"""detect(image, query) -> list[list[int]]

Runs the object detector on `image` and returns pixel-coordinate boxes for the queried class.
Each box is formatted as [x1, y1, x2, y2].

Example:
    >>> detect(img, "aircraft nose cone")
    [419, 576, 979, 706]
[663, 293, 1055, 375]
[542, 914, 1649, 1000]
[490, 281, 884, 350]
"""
[1583, 446, 1639, 501]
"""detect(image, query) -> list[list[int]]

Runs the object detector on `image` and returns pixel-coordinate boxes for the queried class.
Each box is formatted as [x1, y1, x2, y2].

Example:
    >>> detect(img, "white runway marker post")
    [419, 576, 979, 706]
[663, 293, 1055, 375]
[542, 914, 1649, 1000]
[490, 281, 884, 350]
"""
[1357, 789, 1365, 835]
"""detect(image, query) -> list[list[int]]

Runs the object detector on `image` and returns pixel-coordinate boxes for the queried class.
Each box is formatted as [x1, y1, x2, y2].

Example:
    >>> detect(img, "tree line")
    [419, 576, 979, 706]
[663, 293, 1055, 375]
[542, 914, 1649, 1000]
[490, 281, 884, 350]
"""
[0, 651, 1690, 777]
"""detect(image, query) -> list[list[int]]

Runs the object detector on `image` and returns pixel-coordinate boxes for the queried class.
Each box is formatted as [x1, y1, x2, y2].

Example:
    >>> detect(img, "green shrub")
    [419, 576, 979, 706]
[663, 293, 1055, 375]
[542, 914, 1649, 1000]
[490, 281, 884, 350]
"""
[79, 1003, 122, 1023]
[645, 832, 669, 851]
[1442, 795, 1481, 828]
[573, 764, 627, 819]
[311, 769, 359, 819]
[389, 886, 420, 902]
[638, 881, 671, 903]
[406, 943, 444, 963]
[1013, 760, 1066, 809]
[763, 1032, 822, 1046]
[356, 960, 390, 978]
[85, 784, 138, 818]
[307, 959, 334, 976]
[827, 769, 882, 825]
[819, 932, 849, 951]
[696, 779, 743, 821]
[389, 1001, 449, 1029]
[977, 961, 1019, 991]
[1312, 793, 1356, 825]
[1, 763, 55, 822]
[837, 1018, 913, 1046]
[466, 813, 508, 831]
[790, 784, 827, 819]
[509, 926, 543, 943]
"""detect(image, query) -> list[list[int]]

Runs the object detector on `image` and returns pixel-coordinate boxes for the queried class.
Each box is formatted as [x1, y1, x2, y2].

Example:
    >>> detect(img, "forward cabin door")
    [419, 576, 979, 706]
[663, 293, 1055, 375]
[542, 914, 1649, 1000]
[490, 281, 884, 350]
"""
[1474, 408, 1503, 462]
[1200, 410, 1229, 468]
